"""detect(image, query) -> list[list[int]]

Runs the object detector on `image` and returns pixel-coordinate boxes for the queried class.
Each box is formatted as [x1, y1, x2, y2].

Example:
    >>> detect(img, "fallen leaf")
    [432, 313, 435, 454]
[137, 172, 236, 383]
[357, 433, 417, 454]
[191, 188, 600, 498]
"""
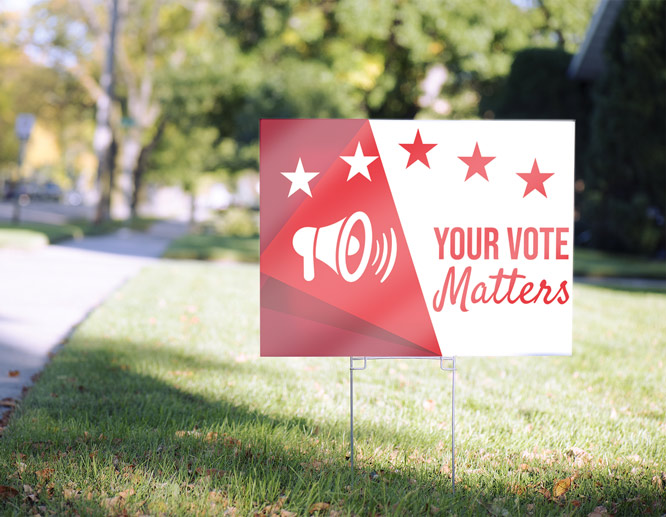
[208, 491, 227, 503]
[588, 506, 608, 517]
[0, 486, 19, 499]
[511, 484, 525, 495]
[652, 475, 663, 489]
[422, 399, 436, 412]
[280, 511, 297, 517]
[309, 502, 330, 513]
[8, 370, 19, 377]
[105, 496, 121, 508]
[35, 468, 54, 481]
[260, 499, 284, 514]
[519, 463, 529, 472]
[205, 468, 225, 478]
[567, 447, 593, 467]
[117, 487, 135, 499]
[63, 488, 78, 499]
[553, 477, 572, 497]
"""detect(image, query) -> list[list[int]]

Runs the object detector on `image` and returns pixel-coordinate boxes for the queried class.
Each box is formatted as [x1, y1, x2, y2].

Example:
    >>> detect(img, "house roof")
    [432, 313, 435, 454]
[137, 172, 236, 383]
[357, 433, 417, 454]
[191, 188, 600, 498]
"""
[568, 0, 625, 80]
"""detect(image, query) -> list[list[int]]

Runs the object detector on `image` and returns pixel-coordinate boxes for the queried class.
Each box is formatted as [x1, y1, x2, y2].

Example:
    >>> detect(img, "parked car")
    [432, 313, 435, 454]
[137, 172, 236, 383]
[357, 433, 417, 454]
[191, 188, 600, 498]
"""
[40, 181, 62, 202]
[3, 181, 62, 202]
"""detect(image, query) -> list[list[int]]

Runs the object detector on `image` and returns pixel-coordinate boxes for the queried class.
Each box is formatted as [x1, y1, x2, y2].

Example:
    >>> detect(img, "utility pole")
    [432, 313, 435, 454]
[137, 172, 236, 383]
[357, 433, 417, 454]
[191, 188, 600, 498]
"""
[94, 0, 119, 224]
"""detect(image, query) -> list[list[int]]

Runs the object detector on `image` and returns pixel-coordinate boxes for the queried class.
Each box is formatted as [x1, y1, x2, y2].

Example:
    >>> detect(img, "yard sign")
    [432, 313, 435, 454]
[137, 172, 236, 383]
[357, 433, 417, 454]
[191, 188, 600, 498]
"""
[260, 120, 574, 357]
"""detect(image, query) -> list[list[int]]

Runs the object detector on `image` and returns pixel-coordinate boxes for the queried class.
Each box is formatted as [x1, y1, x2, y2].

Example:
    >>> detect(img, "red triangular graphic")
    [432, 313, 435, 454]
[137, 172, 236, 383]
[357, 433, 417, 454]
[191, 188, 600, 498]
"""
[262, 277, 433, 356]
[261, 120, 440, 356]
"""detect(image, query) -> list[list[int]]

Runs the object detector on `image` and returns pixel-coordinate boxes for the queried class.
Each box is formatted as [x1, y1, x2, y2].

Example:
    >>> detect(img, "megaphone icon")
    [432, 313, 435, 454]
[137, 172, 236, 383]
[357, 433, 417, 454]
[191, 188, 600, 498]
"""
[292, 211, 397, 283]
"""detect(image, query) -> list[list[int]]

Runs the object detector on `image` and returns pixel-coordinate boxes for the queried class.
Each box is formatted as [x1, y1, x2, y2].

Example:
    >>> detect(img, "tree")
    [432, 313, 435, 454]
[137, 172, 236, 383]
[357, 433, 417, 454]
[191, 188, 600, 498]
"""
[201, 0, 553, 174]
[0, 16, 93, 192]
[582, 0, 666, 255]
[24, 0, 215, 221]
[480, 46, 593, 234]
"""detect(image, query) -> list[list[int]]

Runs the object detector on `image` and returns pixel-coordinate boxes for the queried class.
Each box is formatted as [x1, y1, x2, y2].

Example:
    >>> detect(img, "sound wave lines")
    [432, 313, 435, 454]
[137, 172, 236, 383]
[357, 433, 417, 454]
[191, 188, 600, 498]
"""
[373, 228, 397, 283]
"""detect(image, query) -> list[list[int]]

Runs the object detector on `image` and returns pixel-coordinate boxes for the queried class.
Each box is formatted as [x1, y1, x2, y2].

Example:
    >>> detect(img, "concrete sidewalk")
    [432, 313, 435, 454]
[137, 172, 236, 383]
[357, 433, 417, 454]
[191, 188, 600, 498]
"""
[0, 221, 187, 419]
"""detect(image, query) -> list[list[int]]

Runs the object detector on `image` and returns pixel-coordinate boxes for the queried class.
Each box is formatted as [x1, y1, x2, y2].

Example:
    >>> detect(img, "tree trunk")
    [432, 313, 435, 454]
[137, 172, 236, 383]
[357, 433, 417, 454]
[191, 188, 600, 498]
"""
[96, 136, 118, 224]
[93, 0, 119, 224]
[189, 191, 196, 226]
[117, 126, 142, 219]
[131, 118, 166, 218]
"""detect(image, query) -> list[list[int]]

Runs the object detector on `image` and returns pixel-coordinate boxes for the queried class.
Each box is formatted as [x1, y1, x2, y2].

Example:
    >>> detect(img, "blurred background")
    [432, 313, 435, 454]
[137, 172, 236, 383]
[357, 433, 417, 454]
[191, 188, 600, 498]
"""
[0, 0, 663, 261]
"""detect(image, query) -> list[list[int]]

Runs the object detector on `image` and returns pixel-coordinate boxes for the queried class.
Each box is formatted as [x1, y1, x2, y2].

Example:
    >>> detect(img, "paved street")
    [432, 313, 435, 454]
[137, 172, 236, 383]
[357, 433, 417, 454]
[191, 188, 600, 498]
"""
[0, 221, 187, 418]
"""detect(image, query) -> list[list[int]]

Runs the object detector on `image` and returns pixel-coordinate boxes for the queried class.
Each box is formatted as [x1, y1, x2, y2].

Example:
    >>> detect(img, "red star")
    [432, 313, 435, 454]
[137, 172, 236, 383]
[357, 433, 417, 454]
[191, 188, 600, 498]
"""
[458, 142, 495, 181]
[400, 129, 437, 168]
[517, 159, 554, 198]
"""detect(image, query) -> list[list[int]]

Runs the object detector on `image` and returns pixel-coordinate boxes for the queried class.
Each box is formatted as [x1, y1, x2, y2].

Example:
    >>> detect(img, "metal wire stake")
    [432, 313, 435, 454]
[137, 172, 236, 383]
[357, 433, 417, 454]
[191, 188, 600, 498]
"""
[349, 356, 354, 486]
[452, 356, 456, 494]
[349, 357, 455, 493]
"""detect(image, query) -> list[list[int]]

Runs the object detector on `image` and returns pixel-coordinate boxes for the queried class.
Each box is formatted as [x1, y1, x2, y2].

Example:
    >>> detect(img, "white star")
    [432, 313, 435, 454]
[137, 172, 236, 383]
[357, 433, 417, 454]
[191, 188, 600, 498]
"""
[340, 142, 378, 181]
[281, 158, 319, 197]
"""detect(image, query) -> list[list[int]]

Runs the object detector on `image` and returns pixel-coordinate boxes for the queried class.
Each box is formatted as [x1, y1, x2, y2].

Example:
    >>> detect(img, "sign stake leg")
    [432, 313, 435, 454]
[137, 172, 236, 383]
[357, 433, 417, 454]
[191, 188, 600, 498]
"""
[349, 357, 354, 487]
[452, 356, 456, 494]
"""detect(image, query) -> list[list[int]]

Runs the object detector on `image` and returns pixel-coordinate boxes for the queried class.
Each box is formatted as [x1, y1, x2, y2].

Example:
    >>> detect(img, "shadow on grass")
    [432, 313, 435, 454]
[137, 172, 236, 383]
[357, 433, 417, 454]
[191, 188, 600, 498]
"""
[1, 337, 664, 516]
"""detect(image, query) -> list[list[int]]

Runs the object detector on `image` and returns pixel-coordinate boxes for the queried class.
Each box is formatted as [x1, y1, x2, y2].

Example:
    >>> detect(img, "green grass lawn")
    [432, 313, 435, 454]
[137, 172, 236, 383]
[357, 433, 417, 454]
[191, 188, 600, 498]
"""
[574, 248, 666, 280]
[0, 218, 158, 250]
[163, 234, 259, 262]
[0, 263, 664, 516]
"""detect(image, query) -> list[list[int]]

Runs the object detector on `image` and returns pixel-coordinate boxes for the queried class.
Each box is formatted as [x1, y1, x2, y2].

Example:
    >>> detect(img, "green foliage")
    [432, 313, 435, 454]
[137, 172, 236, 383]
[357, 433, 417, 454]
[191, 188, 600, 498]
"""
[0, 263, 664, 515]
[582, 0, 666, 255]
[205, 0, 593, 169]
[480, 47, 593, 217]
[0, 221, 84, 245]
[528, 0, 599, 52]
[7, 0, 602, 216]
[488, 48, 589, 119]
[163, 234, 259, 262]
[0, 40, 92, 177]
[163, 208, 259, 261]
[149, 125, 220, 190]
[211, 207, 259, 238]
[0, 218, 156, 247]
